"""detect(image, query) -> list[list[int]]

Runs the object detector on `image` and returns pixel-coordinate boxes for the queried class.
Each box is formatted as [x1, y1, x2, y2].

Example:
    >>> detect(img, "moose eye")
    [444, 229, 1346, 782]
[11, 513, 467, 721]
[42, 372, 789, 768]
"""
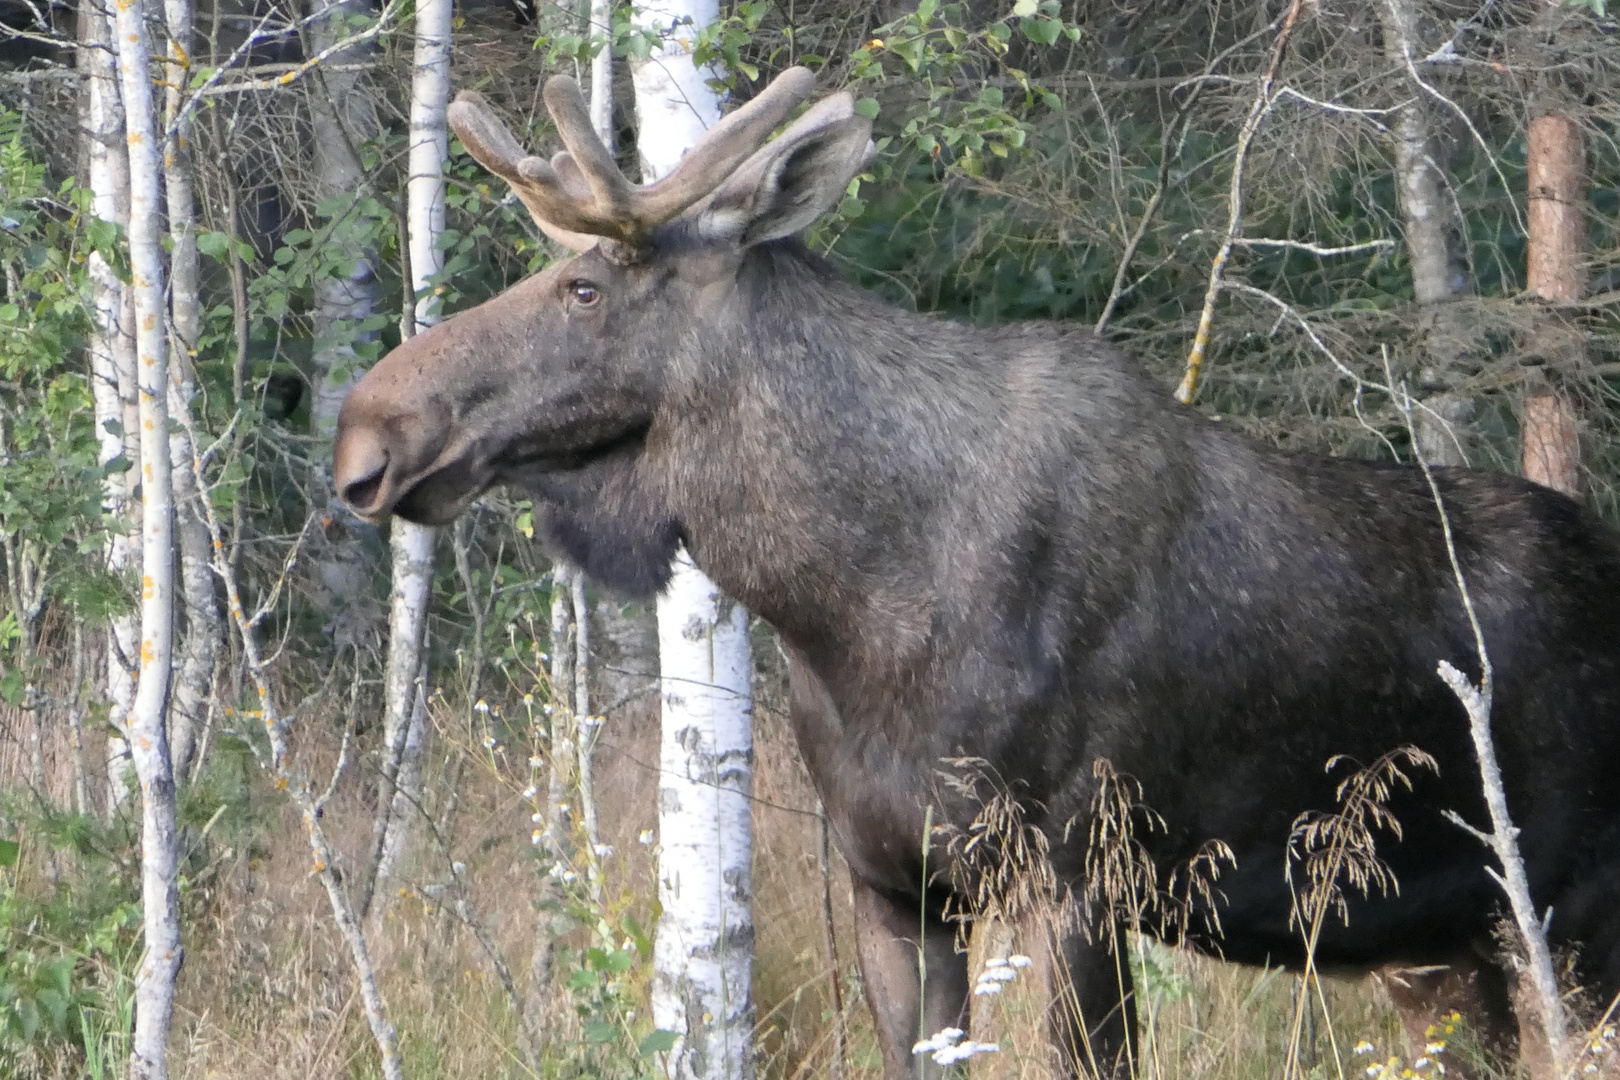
[567, 280, 601, 307]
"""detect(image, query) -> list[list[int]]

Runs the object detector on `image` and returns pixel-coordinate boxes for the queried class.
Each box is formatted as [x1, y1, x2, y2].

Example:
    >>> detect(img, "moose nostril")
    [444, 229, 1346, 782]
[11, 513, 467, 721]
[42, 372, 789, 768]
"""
[340, 459, 388, 513]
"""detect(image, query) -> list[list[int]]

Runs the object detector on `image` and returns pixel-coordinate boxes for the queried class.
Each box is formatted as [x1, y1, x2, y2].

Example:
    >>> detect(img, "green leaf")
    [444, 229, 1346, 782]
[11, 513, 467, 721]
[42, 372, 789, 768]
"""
[583, 1020, 618, 1043]
[0, 837, 17, 866]
[1019, 15, 1062, 45]
[917, 0, 938, 23]
[0, 668, 23, 707]
[639, 1030, 680, 1056]
[1011, 0, 1037, 14]
[978, 86, 1004, 108]
[853, 97, 880, 120]
[197, 231, 230, 259]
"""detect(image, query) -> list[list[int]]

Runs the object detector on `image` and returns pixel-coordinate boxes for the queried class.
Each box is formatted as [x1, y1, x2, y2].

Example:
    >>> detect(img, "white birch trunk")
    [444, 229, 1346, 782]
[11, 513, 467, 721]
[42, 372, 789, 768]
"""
[163, 0, 220, 781]
[633, 17, 756, 1074]
[650, 552, 755, 1080]
[370, 0, 450, 900]
[589, 0, 614, 152]
[81, 2, 136, 814]
[308, 0, 383, 642]
[112, 1, 183, 1074]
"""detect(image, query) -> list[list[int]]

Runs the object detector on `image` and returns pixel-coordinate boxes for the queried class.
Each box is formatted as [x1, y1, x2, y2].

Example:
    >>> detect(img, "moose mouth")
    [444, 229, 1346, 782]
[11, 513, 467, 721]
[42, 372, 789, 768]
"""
[397, 422, 652, 525]
[504, 421, 651, 478]
[340, 417, 651, 526]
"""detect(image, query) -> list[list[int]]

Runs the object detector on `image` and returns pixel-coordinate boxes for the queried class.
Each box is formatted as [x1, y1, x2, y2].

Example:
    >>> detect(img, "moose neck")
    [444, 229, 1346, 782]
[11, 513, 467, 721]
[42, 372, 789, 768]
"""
[654, 241, 1180, 687]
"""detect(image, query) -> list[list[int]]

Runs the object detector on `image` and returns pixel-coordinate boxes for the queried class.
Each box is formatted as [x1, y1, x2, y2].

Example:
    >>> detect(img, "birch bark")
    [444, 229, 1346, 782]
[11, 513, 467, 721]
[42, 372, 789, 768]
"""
[80, 0, 135, 814]
[308, 0, 383, 643]
[164, 0, 222, 780]
[630, 14, 758, 1076]
[651, 551, 755, 1080]
[111, 0, 183, 1073]
[369, 0, 450, 902]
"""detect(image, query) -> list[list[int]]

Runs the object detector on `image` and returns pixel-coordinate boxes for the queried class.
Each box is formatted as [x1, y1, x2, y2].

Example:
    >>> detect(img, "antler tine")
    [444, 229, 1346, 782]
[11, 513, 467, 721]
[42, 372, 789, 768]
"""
[454, 66, 822, 247]
[449, 92, 617, 248]
[447, 90, 536, 186]
[635, 66, 817, 224]
[540, 76, 635, 220]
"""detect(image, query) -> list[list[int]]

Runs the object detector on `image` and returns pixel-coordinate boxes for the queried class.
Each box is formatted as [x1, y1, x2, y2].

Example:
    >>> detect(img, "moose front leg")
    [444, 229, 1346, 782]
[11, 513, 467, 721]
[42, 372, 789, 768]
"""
[1049, 922, 1139, 1079]
[852, 878, 969, 1080]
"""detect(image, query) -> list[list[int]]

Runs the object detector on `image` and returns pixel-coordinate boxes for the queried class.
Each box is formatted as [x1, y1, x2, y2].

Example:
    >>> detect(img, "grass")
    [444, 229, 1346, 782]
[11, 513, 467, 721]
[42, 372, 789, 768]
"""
[0, 637, 1488, 1080]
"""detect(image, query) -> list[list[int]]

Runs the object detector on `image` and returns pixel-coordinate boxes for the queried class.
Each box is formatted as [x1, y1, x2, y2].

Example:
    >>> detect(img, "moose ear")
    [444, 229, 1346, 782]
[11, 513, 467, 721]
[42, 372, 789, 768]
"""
[694, 93, 874, 247]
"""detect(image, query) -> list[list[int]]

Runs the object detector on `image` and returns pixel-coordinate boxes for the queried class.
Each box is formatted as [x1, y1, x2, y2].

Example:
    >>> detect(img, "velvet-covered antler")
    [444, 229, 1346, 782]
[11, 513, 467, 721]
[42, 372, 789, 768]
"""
[448, 66, 817, 250]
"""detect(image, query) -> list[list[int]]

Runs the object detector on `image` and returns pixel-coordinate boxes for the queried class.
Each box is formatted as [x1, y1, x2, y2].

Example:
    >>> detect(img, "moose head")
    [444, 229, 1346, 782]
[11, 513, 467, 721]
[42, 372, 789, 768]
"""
[333, 67, 872, 594]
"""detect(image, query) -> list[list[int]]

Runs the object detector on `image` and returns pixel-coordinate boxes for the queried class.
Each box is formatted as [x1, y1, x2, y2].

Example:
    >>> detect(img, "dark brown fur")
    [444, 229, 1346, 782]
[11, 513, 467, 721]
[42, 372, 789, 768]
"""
[336, 189, 1620, 1078]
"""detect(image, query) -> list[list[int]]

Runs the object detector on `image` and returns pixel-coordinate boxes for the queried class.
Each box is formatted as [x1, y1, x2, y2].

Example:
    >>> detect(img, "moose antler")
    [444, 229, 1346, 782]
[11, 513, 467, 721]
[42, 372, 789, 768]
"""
[449, 66, 817, 250]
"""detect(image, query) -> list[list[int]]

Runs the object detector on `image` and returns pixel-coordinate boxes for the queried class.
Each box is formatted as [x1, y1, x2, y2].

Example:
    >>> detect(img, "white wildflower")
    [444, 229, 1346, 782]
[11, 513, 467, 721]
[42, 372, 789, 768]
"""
[1007, 954, 1033, 968]
[911, 1028, 964, 1055]
[934, 1041, 999, 1065]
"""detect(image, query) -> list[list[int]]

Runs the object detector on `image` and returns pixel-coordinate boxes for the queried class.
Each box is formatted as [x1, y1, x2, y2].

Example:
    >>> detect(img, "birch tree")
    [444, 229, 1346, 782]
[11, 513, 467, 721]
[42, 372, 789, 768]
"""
[364, 0, 449, 907]
[163, 0, 222, 781]
[80, 0, 136, 813]
[111, 0, 183, 1072]
[308, 0, 385, 642]
[632, 10, 757, 1075]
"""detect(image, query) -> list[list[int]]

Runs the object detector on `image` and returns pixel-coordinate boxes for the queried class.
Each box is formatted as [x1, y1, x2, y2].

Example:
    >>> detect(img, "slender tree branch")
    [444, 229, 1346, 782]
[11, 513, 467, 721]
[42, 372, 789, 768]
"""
[1175, 0, 1309, 404]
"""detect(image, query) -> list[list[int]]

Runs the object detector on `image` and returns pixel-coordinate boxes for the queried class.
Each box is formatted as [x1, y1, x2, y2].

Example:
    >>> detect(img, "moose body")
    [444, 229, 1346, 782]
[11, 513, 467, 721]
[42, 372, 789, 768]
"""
[334, 69, 1620, 1076]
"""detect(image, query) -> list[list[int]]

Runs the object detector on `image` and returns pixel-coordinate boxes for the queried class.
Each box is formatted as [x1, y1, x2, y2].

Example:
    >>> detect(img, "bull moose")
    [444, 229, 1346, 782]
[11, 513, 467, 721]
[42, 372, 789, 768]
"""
[333, 68, 1620, 1076]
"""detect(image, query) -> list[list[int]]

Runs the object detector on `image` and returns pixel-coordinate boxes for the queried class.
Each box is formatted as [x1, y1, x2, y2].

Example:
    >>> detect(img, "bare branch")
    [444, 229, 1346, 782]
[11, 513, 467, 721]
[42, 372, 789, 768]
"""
[1174, 0, 1310, 404]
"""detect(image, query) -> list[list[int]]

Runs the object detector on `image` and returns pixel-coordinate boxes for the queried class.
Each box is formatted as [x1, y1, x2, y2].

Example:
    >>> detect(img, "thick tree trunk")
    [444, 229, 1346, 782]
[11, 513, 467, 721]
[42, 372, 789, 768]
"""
[651, 551, 756, 1080]
[1521, 108, 1586, 498]
[631, 12, 758, 1075]
[80, 0, 136, 815]
[631, 12, 758, 1077]
[112, 0, 183, 1072]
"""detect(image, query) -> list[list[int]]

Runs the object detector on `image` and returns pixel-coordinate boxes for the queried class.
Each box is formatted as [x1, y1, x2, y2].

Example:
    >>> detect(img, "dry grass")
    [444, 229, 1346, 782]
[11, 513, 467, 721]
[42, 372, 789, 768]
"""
[0, 649, 1475, 1080]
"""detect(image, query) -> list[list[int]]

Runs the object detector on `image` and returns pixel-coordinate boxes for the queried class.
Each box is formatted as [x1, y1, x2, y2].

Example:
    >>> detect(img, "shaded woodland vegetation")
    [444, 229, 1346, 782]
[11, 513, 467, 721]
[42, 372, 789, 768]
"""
[0, 0, 1617, 1077]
